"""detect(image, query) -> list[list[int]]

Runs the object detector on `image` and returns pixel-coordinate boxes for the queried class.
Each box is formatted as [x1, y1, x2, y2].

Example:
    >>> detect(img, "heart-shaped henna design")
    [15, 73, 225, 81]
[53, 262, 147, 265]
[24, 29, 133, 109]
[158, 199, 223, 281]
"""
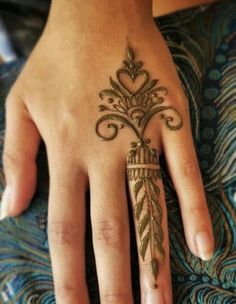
[116, 68, 149, 96]
[95, 45, 183, 287]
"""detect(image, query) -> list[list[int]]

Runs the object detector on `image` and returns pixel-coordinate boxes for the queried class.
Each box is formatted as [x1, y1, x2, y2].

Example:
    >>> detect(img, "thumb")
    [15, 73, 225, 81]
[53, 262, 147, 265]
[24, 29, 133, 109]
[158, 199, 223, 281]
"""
[0, 93, 40, 220]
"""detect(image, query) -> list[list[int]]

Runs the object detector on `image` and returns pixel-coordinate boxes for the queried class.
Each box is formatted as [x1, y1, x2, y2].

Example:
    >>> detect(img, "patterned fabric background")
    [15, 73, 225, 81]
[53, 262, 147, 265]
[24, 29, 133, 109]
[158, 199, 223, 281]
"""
[0, 0, 235, 303]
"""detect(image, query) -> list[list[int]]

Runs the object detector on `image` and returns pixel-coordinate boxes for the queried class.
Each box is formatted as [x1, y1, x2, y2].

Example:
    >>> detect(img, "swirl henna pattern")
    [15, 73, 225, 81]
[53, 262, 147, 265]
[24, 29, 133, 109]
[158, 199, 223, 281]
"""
[95, 46, 183, 287]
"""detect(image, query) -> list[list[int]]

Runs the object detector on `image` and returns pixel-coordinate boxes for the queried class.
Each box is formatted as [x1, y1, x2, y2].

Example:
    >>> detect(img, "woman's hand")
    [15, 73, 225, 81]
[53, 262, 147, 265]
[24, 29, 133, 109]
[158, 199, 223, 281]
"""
[0, 0, 215, 303]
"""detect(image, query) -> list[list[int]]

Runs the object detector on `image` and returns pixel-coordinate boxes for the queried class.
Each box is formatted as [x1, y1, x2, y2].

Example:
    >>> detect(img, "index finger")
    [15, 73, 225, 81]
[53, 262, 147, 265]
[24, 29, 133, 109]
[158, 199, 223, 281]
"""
[47, 147, 89, 304]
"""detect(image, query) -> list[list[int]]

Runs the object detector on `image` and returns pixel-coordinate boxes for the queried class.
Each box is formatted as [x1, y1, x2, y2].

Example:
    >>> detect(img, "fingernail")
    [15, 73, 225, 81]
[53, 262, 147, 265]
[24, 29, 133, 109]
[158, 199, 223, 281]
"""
[0, 187, 11, 220]
[145, 290, 165, 304]
[196, 231, 214, 261]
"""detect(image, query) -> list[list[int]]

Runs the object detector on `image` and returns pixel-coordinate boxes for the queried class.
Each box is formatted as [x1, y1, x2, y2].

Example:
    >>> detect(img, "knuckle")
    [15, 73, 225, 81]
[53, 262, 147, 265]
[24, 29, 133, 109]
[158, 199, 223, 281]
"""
[164, 90, 187, 108]
[49, 126, 78, 159]
[51, 125, 71, 153]
[189, 206, 206, 217]
[3, 152, 18, 169]
[56, 284, 78, 295]
[101, 291, 131, 303]
[3, 151, 27, 171]
[56, 121, 70, 142]
[180, 161, 199, 177]
[55, 284, 82, 301]
[48, 221, 79, 245]
[3, 150, 34, 174]
[94, 219, 124, 246]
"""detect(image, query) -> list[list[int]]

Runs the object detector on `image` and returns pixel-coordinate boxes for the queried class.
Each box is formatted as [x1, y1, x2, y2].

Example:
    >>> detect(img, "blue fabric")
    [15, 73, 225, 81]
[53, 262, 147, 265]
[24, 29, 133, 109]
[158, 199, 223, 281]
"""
[0, 0, 236, 303]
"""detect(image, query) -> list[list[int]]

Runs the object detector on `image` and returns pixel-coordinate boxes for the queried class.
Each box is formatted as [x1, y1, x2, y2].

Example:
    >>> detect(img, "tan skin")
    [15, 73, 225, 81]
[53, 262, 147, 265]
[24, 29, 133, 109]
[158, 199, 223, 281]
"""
[153, 0, 217, 16]
[0, 0, 217, 303]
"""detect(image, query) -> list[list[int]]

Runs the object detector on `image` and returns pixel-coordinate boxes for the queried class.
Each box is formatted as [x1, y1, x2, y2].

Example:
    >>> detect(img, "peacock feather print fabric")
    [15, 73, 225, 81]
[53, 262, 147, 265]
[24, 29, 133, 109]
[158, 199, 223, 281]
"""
[0, 0, 236, 303]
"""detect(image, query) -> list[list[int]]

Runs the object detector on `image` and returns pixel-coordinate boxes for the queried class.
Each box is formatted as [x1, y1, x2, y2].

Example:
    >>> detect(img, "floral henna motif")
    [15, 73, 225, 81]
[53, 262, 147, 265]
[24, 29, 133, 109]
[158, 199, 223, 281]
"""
[95, 46, 183, 287]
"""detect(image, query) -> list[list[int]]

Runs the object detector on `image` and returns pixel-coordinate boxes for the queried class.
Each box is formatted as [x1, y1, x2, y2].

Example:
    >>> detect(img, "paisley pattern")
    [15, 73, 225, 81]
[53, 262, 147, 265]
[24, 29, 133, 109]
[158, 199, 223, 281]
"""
[0, 0, 236, 303]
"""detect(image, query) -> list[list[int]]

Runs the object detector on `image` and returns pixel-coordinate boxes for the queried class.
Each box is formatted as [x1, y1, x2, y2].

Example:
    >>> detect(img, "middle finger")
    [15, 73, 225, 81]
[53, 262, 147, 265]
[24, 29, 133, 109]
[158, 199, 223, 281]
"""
[89, 156, 133, 303]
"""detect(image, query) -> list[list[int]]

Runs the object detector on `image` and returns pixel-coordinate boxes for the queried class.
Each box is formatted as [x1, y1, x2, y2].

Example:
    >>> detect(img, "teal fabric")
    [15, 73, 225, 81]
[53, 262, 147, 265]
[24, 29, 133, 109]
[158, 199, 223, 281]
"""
[0, 0, 236, 303]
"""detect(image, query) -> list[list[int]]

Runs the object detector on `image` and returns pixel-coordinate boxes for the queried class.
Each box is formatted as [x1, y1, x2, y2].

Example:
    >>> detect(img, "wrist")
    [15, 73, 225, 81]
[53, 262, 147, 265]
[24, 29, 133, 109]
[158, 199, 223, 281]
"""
[46, 0, 154, 38]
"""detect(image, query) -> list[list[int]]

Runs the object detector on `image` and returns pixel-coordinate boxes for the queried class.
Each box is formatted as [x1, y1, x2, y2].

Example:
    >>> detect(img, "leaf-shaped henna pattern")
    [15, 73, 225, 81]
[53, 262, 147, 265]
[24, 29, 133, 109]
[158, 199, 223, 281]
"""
[127, 141, 165, 288]
[95, 45, 183, 287]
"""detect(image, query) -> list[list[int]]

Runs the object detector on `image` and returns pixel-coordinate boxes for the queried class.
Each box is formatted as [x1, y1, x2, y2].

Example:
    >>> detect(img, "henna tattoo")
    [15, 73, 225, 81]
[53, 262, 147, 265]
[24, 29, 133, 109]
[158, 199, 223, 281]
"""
[127, 139, 165, 288]
[95, 46, 183, 287]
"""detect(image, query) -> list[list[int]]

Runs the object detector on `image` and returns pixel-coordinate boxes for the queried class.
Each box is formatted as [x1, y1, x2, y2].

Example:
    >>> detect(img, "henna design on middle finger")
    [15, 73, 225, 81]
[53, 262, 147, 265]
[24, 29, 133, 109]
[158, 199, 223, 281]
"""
[127, 139, 164, 288]
[95, 45, 183, 287]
